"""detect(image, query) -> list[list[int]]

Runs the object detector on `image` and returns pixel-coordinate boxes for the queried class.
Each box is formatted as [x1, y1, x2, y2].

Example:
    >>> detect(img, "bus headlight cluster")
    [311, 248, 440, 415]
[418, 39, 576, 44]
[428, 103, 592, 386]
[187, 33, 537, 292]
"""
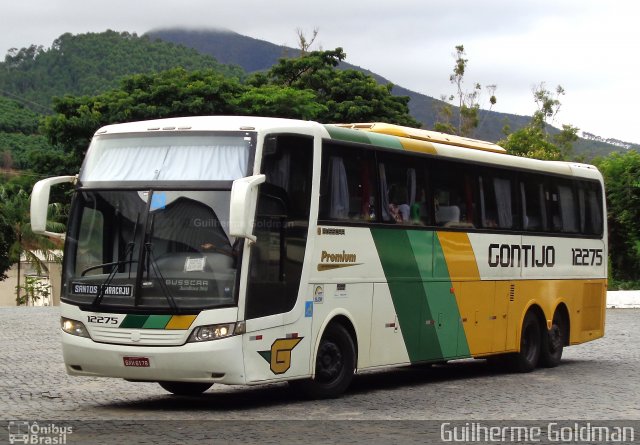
[61, 317, 90, 338]
[188, 322, 244, 342]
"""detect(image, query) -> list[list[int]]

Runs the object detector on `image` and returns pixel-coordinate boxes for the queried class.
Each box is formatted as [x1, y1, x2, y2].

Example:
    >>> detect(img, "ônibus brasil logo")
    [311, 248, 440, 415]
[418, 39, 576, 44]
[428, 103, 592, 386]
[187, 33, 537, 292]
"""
[8, 421, 73, 444]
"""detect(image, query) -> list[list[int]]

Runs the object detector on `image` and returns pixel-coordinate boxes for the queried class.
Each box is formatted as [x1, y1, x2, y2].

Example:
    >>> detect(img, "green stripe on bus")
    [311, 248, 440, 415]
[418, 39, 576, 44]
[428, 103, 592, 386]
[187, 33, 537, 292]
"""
[324, 125, 372, 145]
[119, 315, 149, 328]
[407, 231, 465, 359]
[426, 233, 470, 358]
[372, 228, 471, 362]
[371, 228, 443, 362]
[142, 315, 173, 329]
[365, 132, 404, 150]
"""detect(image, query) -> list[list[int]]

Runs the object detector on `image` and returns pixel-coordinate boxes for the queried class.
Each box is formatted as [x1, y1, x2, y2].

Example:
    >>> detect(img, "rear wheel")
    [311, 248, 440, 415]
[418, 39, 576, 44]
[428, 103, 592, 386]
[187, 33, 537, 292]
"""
[290, 323, 356, 399]
[539, 310, 566, 368]
[158, 381, 212, 396]
[509, 311, 542, 372]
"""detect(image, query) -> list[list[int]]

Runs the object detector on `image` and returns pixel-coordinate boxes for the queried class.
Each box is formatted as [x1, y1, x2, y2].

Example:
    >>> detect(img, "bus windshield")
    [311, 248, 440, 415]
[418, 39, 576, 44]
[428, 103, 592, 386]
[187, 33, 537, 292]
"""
[63, 189, 241, 312]
[81, 132, 253, 182]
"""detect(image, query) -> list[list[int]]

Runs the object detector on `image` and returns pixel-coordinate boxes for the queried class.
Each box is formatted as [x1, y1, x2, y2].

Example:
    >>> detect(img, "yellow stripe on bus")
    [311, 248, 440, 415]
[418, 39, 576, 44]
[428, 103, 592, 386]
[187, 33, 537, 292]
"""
[399, 138, 437, 155]
[165, 315, 197, 330]
[436, 231, 480, 280]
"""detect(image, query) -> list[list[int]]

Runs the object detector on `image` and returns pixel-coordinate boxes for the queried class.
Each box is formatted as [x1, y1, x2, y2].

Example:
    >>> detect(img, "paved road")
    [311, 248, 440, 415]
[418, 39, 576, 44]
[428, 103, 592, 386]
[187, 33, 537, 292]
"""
[1, 308, 638, 444]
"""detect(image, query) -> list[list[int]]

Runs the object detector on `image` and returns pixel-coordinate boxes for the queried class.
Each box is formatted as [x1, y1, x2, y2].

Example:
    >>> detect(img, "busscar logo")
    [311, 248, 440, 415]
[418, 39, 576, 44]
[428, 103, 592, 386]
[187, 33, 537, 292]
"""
[258, 338, 303, 374]
[319, 227, 346, 236]
[317, 250, 362, 271]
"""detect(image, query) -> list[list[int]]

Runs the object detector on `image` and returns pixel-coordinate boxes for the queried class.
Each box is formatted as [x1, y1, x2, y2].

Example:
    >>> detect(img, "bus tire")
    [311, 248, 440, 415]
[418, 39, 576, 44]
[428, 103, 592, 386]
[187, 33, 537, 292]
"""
[539, 311, 566, 368]
[158, 381, 212, 396]
[509, 311, 542, 373]
[290, 323, 356, 399]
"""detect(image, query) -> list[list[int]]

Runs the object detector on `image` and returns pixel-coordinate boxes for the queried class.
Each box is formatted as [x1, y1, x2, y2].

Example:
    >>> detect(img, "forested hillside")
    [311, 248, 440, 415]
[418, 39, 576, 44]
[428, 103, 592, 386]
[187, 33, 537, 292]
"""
[0, 30, 248, 175]
[0, 97, 52, 170]
[0, 30, 243, 110]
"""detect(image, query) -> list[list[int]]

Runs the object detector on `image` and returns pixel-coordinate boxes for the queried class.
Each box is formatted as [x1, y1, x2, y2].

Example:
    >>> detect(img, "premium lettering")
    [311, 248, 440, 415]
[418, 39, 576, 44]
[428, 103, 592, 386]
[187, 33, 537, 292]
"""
[321, 250, 357, 263]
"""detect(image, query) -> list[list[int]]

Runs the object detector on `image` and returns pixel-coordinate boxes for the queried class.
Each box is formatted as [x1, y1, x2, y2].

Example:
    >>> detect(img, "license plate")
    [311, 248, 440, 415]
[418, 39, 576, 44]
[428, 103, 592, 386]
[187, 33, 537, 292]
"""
[123, 356, 150, 367]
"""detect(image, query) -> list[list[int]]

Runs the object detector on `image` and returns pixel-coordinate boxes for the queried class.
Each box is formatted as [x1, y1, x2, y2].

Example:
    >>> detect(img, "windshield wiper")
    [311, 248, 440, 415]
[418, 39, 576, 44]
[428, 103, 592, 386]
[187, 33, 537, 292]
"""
[135, 208, 179, 312]
[80, 257, 137, 277]
[91, 241, 136, 307]
[91, 213, 140, 306]
[144, 242, 179, 312]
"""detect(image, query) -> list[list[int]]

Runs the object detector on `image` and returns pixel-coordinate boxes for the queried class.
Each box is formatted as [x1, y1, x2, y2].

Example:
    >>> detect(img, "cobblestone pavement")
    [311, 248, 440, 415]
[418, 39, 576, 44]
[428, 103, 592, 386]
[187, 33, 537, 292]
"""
[1, 308, 638, 444]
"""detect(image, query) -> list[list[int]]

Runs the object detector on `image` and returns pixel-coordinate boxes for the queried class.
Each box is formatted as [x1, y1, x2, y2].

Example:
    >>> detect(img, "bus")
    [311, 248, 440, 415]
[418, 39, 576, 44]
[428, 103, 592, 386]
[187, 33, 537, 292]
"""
[30, 116, 607, 398]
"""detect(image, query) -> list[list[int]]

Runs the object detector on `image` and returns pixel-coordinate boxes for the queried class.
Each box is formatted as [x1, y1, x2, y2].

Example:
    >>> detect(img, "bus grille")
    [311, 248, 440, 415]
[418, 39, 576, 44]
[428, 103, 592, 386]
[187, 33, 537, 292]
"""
[89, 327, 188, 346]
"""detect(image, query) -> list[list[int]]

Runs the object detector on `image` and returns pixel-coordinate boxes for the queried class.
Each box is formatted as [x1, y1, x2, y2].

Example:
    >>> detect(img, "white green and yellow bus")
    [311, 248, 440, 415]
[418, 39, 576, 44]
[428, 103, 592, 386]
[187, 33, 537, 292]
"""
[31, 116, 607, 398]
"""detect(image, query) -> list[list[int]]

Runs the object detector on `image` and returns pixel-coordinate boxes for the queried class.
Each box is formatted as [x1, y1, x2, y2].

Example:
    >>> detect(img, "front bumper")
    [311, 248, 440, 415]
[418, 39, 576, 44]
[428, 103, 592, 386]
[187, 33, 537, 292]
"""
[62, 332, 246, 384]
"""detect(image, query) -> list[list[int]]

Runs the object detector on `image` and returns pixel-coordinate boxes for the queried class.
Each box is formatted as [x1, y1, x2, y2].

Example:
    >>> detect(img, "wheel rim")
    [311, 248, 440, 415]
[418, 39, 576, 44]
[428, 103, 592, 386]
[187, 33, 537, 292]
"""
[548, 324, 563, 353]
[316, 340, 343, 383]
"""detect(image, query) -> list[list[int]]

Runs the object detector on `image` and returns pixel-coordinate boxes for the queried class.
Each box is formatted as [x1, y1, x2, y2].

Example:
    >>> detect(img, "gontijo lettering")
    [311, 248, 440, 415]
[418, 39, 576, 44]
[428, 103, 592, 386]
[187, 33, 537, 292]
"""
[488, 243, 555, 268]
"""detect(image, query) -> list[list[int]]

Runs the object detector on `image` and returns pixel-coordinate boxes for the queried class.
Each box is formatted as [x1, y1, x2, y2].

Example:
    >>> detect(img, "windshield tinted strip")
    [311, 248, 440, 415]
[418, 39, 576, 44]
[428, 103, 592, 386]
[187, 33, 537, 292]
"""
[77, 181, 235, 190]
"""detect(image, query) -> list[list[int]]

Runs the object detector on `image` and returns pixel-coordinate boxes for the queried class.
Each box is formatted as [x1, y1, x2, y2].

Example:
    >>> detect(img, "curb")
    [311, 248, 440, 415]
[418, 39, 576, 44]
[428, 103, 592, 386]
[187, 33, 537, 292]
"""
[607, 291, 640, 309]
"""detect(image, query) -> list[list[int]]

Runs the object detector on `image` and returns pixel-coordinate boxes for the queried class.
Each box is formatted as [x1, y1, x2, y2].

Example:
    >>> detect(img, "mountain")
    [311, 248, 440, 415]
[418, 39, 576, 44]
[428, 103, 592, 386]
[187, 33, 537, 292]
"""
[0, 30, 243, 111]
[147, 28, 626, 158]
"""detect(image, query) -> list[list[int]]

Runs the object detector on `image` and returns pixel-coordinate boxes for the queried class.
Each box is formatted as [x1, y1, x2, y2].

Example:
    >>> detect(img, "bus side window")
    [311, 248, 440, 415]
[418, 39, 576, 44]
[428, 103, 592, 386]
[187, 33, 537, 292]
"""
[432, 162, 478, 228]
[319, 144, 376, 222]
[479, 174, 515, 230]
[377, 152, 429, 225]
[520, 177, 547, 231]
[551, 180, 579, 233]
[578, 181, 604, 236]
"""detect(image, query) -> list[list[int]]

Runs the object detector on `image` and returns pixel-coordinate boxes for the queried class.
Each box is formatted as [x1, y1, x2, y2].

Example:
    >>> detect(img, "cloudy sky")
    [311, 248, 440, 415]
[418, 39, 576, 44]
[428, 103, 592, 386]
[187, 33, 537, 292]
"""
[1, 0, 638, 143]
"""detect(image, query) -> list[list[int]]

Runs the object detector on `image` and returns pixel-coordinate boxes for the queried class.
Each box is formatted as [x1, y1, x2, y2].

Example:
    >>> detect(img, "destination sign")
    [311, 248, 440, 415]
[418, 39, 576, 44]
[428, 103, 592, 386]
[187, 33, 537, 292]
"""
[71, 283, 133, 297]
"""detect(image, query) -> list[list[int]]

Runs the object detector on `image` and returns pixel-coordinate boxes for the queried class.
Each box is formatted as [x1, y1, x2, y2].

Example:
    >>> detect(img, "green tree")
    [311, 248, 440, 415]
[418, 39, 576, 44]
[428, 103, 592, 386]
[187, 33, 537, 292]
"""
[0, 208, 13, 280]
[252, 48, 420, 127]
[45, 68, 246, 162]
[500, 84, 577, 160]
[434, 45, 496, 137]
[46, 49, 420, 170]
[16, 275, 51, 306]
[595, 151, 640, 282]
[235, 85, 326, 119]
[0, 179, 64, 303]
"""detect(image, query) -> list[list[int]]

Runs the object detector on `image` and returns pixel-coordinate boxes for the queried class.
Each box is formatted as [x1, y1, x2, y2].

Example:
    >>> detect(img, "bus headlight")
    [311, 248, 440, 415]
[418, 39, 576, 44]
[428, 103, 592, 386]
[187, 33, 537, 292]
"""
[188, 322, 244, 342]
[61, 317, 90, 338]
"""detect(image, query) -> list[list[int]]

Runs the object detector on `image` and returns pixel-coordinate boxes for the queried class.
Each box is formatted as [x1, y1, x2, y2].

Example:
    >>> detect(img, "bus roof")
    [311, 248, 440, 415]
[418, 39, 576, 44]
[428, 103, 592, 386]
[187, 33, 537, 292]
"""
[335, 123, 506, 154]
[93, 116, 325, 136]
[90, 116, 602, 182]
[326, 123, 602, 182]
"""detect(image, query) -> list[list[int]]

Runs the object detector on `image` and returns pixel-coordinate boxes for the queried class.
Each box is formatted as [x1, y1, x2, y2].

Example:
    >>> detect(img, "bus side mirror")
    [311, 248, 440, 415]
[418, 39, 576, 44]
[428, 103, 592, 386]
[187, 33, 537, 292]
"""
[31, 176, 75, 239]
[229, 174, 266, 243]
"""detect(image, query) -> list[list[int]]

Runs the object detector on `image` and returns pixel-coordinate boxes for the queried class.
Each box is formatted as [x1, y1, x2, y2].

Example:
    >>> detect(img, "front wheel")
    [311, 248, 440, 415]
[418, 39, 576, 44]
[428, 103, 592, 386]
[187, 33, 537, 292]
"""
[290, 323, 356, 399]
[508, 311, 542, 372]
[158, 381, 212, 396]
[539, 311, 566, 368]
